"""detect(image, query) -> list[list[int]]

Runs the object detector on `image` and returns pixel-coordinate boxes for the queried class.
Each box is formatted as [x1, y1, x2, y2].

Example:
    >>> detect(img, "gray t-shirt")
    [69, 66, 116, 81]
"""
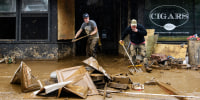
[81, 20, 99, 38]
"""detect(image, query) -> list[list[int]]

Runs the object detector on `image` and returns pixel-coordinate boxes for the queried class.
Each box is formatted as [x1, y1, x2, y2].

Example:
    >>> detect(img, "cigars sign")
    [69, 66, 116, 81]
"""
[149, 5, 189, 31]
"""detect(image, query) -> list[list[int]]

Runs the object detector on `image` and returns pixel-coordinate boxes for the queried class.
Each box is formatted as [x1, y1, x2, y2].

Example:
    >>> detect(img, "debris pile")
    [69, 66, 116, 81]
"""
[147, 43, 200, 71]
[10, 57, 112, 98]
[83, 57, 111, 89]
[109, 73, 131, 90]
[187, 34, 200, 40]
[148, 53, 199, 71]
[9, 55, 200, 99]
[0, 56, 16, 64]
[10, 57, 149, 99]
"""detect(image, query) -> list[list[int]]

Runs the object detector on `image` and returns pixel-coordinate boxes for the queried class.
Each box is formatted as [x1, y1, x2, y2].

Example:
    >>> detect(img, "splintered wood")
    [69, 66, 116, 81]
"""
[36, 66, 92, 99]
[83, 57, 111, 80]
[154, 44, 187, 59]
[10, 61, 40, 92]
[56, 66, 99, 96]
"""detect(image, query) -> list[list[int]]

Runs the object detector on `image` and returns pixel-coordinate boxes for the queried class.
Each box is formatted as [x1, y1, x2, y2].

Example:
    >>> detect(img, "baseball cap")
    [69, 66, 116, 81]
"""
[83, 13, 89, 18]
[131, 19, 137, 26]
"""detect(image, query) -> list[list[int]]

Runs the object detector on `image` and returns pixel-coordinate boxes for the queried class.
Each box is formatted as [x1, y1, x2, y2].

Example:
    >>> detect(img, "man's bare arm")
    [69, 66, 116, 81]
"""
[74, 29, 83, 38]
[90, 27, 98, 36]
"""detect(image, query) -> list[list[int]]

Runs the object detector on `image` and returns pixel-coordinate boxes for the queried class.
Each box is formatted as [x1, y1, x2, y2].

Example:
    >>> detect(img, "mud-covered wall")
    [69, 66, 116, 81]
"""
[0, 44, 58, 60]
[58, 42, 74, 59]
[0, 42, 74, 60]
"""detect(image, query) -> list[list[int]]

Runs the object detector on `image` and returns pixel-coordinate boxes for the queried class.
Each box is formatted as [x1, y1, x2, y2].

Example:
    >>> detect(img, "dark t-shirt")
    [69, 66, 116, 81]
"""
[81, 20, 99, 38]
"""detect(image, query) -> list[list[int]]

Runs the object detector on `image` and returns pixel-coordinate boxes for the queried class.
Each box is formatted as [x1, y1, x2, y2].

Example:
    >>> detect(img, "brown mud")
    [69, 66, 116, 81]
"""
[0, 55, 200, 100]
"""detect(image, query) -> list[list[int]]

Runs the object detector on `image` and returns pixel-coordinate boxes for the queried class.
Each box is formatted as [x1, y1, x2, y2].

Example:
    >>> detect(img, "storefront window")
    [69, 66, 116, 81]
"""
[145, 0, 193, 41]
[0, 0, 49, 41]
[0, 0, 16, 12]
[21, 0, 48, 12]
[0, 0, 16, 39]
[21, 0, 49, 40]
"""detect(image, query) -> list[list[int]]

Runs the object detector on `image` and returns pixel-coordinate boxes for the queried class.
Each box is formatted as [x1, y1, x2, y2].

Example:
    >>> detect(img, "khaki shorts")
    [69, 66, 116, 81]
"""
[130, 44, 146, 57]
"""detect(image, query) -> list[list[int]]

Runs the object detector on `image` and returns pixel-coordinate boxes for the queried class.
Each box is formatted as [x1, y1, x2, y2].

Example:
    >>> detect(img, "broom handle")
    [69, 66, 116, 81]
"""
[122, 44, 135, 66]
[72, 34, 90, 42]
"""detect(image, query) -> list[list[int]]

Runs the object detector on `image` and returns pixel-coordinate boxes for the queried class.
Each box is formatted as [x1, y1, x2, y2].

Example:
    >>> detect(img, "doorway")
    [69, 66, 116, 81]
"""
[75, 0, 121, 56]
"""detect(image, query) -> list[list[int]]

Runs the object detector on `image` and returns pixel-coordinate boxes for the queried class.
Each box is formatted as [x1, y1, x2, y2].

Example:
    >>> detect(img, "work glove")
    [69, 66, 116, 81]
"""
[119, 40, 124, 46]
[72, 38, 76, 42]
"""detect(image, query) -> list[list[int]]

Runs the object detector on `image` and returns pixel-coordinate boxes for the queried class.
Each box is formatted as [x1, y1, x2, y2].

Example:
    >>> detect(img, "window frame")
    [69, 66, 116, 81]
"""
[0, 0, 17, 41]
[19, 0, 50, 42]
[0, 0, 50, 42]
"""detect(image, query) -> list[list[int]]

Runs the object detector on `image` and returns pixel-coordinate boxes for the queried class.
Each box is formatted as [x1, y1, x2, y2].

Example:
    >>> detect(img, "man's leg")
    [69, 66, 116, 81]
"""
[86, 38, 92, 57]
[90, 38, 99, 58]
[138, 44, 146, 60]
[138, 44, 152, 72]
[130, 44, 137, 64]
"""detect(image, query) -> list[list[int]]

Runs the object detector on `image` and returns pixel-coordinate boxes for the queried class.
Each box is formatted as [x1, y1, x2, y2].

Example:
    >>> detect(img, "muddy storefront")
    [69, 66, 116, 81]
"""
[0, 0, 200, 59]
[0, 0, 75, 60]
[0, 0, 146, 59]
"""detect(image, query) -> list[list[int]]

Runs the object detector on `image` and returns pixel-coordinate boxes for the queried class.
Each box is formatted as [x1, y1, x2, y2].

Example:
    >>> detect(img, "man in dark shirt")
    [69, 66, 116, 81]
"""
[119, 19, 152, 72]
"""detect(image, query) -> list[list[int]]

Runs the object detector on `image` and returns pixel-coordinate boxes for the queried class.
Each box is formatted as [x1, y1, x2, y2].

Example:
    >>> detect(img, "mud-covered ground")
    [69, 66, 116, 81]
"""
[0, 55, 200, 100]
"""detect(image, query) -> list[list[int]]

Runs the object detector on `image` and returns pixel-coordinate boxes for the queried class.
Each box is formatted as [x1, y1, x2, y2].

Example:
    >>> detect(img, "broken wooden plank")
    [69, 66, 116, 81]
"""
[73, 72, 99, 95]
[56, 66, 86, 82]
[90, 74, 105, 82]
[112, 76, 131, 84]
[56, 66, 99, 95]
[108, 82, 128, 90]
[10, 61, 40, 92]
[98, 88, 121, 93]
[156, 81, 188, 100]
[63, 84, 88, 99]
[144, 80, 157, 85]
[127, 74, 134, 84]
[151, 65, 161, 69]
[83, 57, 111, 80]
[103, 83, 108, 100]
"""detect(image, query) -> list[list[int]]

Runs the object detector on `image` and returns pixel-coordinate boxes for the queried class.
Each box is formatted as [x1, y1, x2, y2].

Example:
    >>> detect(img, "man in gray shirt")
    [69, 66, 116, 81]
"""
[74, 13, 99, 58]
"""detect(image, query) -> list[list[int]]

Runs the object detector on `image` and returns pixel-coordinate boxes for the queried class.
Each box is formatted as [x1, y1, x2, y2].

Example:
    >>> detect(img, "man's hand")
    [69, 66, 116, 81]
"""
[132, 28, 138, 32]
[119, 40, 124, 46]
[72, 38, 76, 42]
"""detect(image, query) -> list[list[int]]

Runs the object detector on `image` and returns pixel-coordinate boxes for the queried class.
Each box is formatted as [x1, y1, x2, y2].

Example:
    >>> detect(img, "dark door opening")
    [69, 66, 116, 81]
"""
[75, 0, 121, 56]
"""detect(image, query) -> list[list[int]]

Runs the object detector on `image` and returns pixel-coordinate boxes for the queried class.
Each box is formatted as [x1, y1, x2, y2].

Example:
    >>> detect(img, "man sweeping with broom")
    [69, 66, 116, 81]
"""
[119, 19, 152, 72]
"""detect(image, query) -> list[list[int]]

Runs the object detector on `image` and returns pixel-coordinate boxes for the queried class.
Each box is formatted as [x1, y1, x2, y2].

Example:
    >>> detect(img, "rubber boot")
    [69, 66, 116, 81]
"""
[132, 56, 137, 65]
[143, 58, 152, 73]
[145, 64, 152, 73]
